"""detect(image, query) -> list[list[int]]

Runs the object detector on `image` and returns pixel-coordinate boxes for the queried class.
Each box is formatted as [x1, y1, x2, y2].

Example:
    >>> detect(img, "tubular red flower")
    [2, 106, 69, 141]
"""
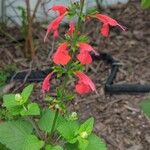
[52, 42, 71, 65]
[75, 71, 96, 94]
[50, 5, 68, 16]
[77, 52, 92, 65]
[101, 23, 109, 37]
[44, 14, 65, 41]
[67, 21, 75, 35]
[77, 42, 98, 64]
[95, 14, 125, 37]
[42, 72, 53, 93]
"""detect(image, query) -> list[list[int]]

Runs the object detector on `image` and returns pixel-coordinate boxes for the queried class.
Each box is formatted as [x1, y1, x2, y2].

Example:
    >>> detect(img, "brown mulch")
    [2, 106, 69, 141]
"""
[0, 0, 150, 150]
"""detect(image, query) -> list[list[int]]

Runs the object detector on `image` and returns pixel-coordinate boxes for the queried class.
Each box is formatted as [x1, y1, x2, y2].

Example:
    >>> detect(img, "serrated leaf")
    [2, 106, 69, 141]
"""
[21, 103, 40, 116]
[38, 109, 64, 133]
[139, 98, 150, 117]
[78, 118, 94, 135]
[23, 135, 44, 150]
[78, 137, 89, 150]
[0, 120, 33, 150]
[57, 120, 79, 143]
[3, 94, 17, 108]
[21, 84, 34, 102]
[86, 134, 107, 150]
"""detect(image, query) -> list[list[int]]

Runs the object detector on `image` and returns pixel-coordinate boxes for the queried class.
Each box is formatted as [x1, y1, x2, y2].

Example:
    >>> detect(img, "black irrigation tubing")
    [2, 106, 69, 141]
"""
[7, 52, 150, 94]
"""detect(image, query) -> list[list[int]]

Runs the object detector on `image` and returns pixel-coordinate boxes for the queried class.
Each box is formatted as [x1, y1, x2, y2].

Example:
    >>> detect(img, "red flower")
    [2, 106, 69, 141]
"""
[42, 72, 53, 93]
[77, 52, 92, 65]
[52, 42, 71, 65]
[44, 14, 65, 41]
[50, 5, 68, 16]
[75, 71, 96, 94]
[67, 21, 75, 35]
[77, 42, 98, 65]
[96, 14, 125, 37]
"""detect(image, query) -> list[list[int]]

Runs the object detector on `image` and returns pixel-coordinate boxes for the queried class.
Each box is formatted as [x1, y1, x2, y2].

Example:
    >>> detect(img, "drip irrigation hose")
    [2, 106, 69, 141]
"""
[7, 52, 150, 94]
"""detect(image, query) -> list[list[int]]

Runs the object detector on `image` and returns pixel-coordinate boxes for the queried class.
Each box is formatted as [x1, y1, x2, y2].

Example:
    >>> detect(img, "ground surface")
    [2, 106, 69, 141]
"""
[0, 0, 150, 150]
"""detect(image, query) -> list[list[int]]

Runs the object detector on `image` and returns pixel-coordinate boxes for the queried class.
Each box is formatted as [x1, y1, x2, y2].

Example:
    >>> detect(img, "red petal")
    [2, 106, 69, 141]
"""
[101, 24, 109, 37]
[75, 71, 96, 92]
[77, 52, 92, 65]
[42, 72, 53, 93]
[44, 14, 65, 42]
[96, 14, 125, 30]
[75, 82, 91, 94]
[53, 50, 71, 65]
[51, 5, 68, 15]
[79, 42, 93, 52]
[57, 42, 68, 52]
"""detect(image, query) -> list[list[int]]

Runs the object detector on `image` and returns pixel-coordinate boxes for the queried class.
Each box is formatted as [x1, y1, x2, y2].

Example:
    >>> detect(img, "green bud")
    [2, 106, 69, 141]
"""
[80, 131, 88, 139]
[15, 94, 22, 102]
[69, 112, 78, 121]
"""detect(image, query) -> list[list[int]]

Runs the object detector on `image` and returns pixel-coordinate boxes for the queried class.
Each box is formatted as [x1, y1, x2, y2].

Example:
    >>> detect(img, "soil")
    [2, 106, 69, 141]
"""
[0, 0, 150, 150]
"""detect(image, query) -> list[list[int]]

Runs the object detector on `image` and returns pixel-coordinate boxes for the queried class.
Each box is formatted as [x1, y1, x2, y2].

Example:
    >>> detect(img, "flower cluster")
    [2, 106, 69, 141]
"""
[42, 5, 125, 95]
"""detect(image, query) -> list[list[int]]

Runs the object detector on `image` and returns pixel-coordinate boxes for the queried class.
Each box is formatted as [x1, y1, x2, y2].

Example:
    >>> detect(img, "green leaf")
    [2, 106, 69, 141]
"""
[38, 109, 64, 133]
[57, 120, 79, 143]
[23, 135, 44, 150]
[9, 106, 23, 116]
[0, 120, 33, 150]
[141, 0, 150, 9]
[78, 137, 89, 150]
[21, 103, 40, 116]
[139, 98, 150, 117]
[65, 143, 78, 150]
[86, 134, 107, 150]
[3, 94, 17, 108]
[21, 84, 34, 102]
[78, 117, 94, 135]
[45, 145, 63, 150]
[79, 35, 89, 43]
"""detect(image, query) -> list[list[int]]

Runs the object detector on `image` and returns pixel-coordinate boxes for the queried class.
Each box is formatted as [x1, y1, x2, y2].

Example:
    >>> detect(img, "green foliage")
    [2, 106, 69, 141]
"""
[45, 145, 63, 150]
[21, 84, 34, 102]
[38, 108, 64, 133]
[86, 134, 107, 150]
[0, 120, 32, 150]
[139, 95, 150, 117]
[3, 84, 40, 116]
[22, 135, 44, 150]
[57, 120, 79, 143]
[20, 103, 40, 116]
[141, 0, 150, 8]
[78, 117, 94, 136]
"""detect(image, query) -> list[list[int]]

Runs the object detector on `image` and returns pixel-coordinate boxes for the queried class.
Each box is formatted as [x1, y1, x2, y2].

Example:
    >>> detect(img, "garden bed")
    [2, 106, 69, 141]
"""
[0, 0, 150, 149]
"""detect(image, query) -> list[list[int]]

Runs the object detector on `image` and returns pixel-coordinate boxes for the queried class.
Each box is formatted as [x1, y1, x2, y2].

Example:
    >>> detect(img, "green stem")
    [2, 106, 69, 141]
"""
[50, 109, 59, 137]
[26, 116, 43, 139]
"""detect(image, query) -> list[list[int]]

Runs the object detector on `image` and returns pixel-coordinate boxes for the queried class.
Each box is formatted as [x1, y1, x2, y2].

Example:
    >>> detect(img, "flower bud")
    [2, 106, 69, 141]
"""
[15, 94, 22, 102]
[80, 131, 88, 139]
[69, 112, 78, 121]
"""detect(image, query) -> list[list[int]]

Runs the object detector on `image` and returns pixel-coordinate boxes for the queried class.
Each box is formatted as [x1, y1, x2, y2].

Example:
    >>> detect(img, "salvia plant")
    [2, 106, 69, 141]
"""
[0, 0, 125, 150]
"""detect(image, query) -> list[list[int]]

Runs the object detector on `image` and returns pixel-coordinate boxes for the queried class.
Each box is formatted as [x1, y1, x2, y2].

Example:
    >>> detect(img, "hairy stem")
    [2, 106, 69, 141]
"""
[26, 116, 43, 139]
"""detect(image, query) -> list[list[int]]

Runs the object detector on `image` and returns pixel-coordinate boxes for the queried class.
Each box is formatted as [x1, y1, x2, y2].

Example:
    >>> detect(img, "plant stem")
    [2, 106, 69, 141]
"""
[26, 116, 43, 139]
[50, 109, 59, 136]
